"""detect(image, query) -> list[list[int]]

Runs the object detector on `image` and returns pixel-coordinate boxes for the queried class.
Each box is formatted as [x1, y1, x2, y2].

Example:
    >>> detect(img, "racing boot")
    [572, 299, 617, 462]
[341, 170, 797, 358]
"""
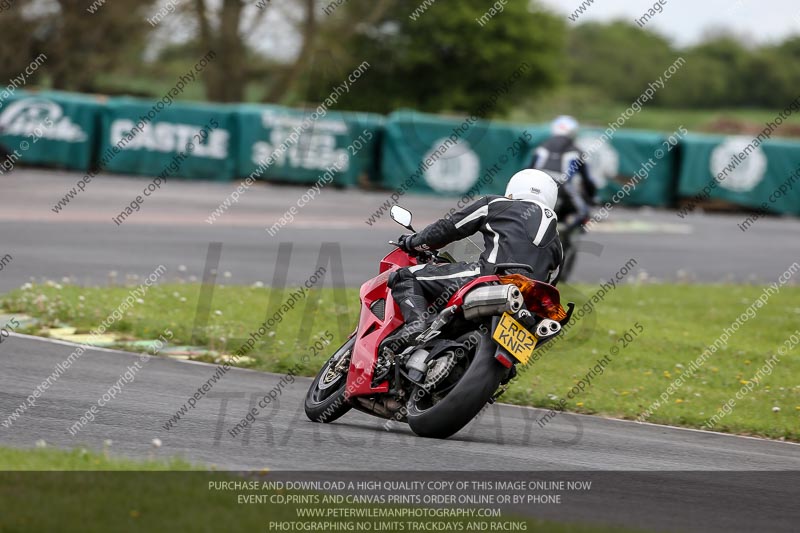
[380, 277, 429, 356]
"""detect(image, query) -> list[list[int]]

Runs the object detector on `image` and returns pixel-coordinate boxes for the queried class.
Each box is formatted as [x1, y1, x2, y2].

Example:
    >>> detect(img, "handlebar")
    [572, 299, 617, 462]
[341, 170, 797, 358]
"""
[388, 241, 439, 263]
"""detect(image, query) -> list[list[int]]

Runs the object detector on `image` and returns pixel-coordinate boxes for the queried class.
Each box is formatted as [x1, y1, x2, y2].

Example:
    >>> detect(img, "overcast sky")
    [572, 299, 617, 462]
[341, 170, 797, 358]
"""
[539, 0, 800, 46]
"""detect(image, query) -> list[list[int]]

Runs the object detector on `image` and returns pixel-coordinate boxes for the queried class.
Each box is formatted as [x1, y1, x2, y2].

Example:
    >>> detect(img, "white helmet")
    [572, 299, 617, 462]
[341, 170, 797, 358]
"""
[505, 169, 558, 210]
[550, 115, 579, 139]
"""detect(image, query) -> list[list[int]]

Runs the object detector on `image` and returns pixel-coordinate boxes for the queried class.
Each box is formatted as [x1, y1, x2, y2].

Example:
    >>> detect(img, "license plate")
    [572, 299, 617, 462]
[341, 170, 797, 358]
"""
[492, 313, 537, 365]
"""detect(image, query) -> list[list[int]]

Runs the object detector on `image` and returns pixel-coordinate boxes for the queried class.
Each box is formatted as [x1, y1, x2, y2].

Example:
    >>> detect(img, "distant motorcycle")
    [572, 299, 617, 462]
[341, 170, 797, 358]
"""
[304, 205, 574, 439]
[557, 218, 585, 282]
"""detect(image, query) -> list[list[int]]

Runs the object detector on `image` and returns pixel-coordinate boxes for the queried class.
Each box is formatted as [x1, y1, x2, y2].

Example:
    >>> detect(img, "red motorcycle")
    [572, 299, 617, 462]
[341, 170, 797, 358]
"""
[304, 206, 574, 439]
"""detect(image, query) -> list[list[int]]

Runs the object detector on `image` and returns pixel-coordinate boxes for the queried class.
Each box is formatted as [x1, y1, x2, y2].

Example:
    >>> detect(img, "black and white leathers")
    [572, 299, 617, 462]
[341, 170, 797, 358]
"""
[530, 135, 600, 221]
[407, 195, 563, 284]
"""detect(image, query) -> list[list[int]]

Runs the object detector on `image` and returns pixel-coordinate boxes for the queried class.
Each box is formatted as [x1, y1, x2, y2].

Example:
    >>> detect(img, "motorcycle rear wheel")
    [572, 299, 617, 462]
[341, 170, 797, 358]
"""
[304, 337, 354, 423]
[406, 332, 508, 439]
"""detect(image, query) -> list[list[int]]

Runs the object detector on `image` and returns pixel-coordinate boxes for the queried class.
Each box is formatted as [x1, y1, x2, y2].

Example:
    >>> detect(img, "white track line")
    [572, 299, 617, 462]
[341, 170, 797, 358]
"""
[7, 332, 265, 375]
[499, 402, 800, 448]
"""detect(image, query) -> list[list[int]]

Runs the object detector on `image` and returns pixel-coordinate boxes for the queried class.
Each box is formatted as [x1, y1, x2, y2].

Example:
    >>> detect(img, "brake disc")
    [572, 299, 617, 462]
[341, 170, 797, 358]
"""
[423, 351, 457, 390]
[319, 348, 351, 390]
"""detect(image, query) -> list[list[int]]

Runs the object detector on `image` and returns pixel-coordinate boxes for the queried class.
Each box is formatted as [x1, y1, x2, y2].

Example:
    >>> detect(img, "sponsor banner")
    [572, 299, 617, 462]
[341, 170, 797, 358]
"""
[679, 134, 800, 215]
[579, 128, 679, 207]
[235, 104, 384, 187]
[0, 90, 101, 171]
[380, 110, 545, 197]
[379, 113, 677, 207]
[99, 98, 236, 181]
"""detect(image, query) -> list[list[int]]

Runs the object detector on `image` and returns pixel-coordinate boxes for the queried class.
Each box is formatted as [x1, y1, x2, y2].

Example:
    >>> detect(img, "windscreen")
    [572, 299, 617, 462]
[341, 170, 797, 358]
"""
[439, 234, 484, 263]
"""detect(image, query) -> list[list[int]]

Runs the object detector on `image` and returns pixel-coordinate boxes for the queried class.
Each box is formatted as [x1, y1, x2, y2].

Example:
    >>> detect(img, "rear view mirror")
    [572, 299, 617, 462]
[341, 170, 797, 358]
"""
[390, 205, 414, 231]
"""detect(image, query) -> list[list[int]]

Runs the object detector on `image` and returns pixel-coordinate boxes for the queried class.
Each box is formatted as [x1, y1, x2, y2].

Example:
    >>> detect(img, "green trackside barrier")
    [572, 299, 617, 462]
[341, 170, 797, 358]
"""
[235, 104, 384, 187]
[678, 134, 800, 216]
[99, 98, 237, 181]
[0, 90, 103, 171]
[380, 110, 546, 198]
[575, 128, 679, 207]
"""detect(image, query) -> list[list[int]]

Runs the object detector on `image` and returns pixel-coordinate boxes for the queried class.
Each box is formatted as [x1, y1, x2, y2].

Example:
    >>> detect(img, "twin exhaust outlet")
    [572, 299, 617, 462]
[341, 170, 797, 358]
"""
[462, 285, 524, 320]
[405, 284, 562, 379]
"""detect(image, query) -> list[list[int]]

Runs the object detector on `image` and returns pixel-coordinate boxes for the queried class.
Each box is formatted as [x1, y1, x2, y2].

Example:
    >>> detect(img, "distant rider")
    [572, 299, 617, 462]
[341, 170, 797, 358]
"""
[529, 116, 601, 226]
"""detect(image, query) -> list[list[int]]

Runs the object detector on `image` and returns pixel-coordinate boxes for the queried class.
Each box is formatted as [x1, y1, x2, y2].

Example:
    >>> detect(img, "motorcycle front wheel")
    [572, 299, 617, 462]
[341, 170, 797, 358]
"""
[304, 336, 354, 423]
[558, 225, 578, 282]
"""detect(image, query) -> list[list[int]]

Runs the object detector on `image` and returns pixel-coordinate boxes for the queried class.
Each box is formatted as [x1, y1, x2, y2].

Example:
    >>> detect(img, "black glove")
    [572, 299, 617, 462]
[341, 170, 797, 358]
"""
[397, 234, 417, 253]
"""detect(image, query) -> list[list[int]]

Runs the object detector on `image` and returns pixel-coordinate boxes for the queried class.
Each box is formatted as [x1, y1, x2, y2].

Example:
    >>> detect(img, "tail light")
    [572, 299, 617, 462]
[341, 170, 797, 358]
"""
[498, 274, 567, 321]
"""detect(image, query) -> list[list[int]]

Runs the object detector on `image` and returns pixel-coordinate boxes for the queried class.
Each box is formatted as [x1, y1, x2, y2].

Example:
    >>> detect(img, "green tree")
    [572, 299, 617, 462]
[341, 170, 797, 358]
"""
[302, 0, 565, 116]
[743, 51, 794, 108]
[0, 0, 158, 94]
[743, 37, 800, 108]
[567, 21, 674, 104]
[47, 0, 158, 93]
[657, 53, 730, 108]
[0, 8, 40, 85]
[688, 36, 750, 106]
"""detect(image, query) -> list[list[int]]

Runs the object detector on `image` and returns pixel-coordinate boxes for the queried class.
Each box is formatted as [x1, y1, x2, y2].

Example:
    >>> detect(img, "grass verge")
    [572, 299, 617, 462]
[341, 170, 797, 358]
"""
[2, 282, 798, 440]
[0, 445, 194, 471]
[509, 92, 798, 136]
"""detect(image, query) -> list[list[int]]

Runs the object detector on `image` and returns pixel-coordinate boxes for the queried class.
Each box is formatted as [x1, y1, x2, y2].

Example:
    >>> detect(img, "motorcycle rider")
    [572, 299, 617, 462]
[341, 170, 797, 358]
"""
[384, 169, 563, 353]
[529, 116, 601, 226]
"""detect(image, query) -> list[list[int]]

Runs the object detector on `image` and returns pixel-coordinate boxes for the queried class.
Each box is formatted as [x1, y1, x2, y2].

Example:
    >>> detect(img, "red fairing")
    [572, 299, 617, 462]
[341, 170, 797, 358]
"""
[445, 275, 500, 307]
[346, 248, 417, 398]
[380, 247, 416, 273]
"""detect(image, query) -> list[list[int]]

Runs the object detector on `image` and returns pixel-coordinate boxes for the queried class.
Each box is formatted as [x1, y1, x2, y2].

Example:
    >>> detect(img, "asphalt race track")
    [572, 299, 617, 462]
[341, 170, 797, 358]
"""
[2, 170, 800, 532]
[2, 169, 800, 293]
[1, 334, 799, 532]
